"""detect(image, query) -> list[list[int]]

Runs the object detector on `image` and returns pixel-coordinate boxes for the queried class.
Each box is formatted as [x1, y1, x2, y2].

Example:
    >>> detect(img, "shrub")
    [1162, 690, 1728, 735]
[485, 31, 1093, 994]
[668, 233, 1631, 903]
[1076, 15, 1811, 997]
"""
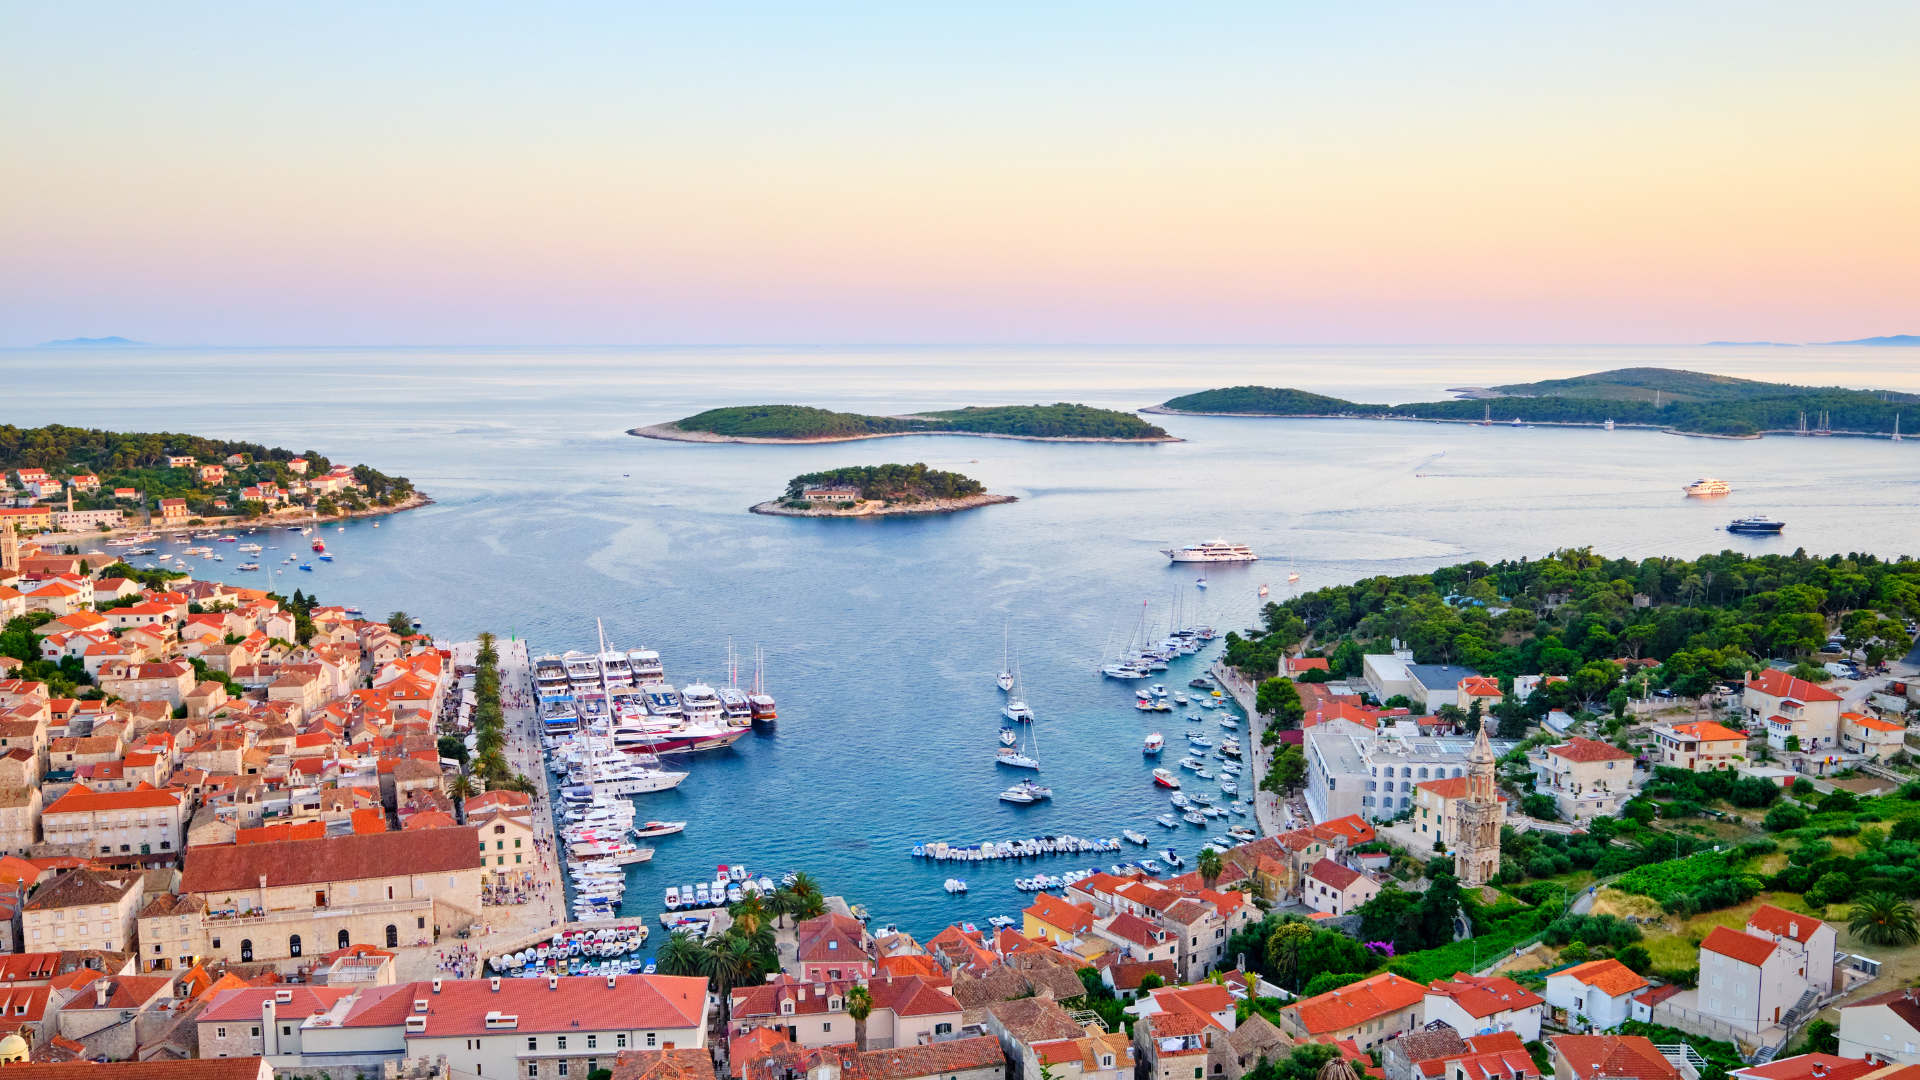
[1615, 943, 1653, 974]
[1765, 804, 1809, 832]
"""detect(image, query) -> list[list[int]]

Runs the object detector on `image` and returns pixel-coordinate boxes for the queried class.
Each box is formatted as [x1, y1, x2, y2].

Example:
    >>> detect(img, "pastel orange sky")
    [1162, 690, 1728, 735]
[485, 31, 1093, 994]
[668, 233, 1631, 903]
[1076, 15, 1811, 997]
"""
[3, 3, 1917, 345]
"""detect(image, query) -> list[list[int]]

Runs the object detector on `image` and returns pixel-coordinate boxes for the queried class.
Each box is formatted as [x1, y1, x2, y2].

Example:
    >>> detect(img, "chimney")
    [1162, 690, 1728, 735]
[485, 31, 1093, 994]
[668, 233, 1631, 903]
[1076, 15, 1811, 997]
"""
[94, 979, 110, 1008]
[607, 975, 617, 989]
[548, 975, 558, 991]
[490, 977, 501, 992]
[432, 978, 442, 994]
[263, 998, 279, 1056]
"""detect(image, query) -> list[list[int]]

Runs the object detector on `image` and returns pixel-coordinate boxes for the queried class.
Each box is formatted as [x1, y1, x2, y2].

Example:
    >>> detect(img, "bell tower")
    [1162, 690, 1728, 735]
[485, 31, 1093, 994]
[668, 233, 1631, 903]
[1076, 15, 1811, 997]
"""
[1455, 724, 1501, 886]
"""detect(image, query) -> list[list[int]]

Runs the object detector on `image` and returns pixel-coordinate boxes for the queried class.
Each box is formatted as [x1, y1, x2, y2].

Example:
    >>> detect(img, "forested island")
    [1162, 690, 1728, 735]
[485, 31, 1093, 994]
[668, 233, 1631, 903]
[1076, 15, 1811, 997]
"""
[0, 422, 420, 528]
[751, 463, 1014, 517]
[633, 403, 1175, 443]
[1149, 367, 1920, 437]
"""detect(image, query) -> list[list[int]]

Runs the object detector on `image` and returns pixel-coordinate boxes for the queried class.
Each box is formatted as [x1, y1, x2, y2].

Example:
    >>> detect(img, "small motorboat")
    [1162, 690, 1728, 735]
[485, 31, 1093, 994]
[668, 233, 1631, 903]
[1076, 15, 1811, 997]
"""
[298, 563, 313, 571]
[1196, 576, 1208, 589]
[1183, 812, 1207, 825]
[1122, 829, 1148, 845]
[1143, 733, 1165, 755]
[1150, 683, 1167, 698]
[1152, 768, 1181, 789]
[1156, 814, 1179, 828]
[1169, 792, 1190, 809]
[633, 821, 687, 838]
[1163, 848, 1185, 868]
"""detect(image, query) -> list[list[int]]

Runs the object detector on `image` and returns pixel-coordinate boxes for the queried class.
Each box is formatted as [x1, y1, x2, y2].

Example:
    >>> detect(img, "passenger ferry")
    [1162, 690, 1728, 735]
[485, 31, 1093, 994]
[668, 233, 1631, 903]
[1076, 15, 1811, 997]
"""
[1160, 540, 1259, 563]
[1683, 477, 1732, 496]
[1727, 516, 1786, 534]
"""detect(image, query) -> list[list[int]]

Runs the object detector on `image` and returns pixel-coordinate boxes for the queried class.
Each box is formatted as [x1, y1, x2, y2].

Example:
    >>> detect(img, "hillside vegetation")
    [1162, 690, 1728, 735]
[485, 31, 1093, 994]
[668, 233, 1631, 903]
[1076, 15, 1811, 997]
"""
[674, 403, 1167, 440]
[784, 463, 985, 503]
[1153, 368, 1919, 436]
[0, 423, 413, 517]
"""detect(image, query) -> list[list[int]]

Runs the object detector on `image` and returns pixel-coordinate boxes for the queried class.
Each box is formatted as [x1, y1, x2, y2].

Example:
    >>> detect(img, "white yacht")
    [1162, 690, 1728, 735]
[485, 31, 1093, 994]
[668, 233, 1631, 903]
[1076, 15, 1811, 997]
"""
[679, 682, 724, 725]
[627, 648, 666, 684]
[563, 651, 602, 692]
[999, 779, 1052, 804]
[600, 651, 634, 688]
[1160, 540, 1259, 563]
[1683, 477, 1732, 496]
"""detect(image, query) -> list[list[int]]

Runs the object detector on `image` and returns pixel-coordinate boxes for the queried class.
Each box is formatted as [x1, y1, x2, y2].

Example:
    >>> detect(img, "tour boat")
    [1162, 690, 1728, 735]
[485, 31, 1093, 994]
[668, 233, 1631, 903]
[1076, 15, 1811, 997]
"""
[1684, 477, 1732, 496]
[1143, 733, 1164, 755]
[1728, 516, 1786, 534]
[217, 535, 237, 542]
[747, 646, 777, 721]
[1152, 768, 1181, 789]
[1160, 540, 1259, 563]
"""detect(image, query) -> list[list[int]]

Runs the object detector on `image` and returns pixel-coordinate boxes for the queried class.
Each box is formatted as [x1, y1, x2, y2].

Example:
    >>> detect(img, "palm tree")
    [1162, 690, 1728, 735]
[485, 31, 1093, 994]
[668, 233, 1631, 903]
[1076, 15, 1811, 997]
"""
[656, 930, 709, 977]
[448, 775, 476, 803]
[730, 894, 768, 938]
[1197, 847, 1224, 889]
[845, 985, 872, 1050]
[475, 750, 509, 780]
[788, 871, 822, 904]
[795, 889, 827, 921]
[1265, 921, 1312, 982]
[703, 934, 763, 998]
[765, 887, 799, 929]
[1849, 892, 1920, 946]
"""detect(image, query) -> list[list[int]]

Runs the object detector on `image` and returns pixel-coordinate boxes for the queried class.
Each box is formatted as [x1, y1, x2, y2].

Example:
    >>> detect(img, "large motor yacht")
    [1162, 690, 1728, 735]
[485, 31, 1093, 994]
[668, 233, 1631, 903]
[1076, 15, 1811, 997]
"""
[1160, 540, 1259, 563]
[1683, 477, 1732, 496]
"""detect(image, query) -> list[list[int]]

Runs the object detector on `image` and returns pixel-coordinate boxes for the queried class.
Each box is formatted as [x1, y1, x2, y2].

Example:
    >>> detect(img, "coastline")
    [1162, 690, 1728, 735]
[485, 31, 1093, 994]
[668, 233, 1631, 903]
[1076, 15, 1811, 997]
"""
[1138, 407, 1906, 441]
[631, 422, 1181, 445]
[38, 490, 435, 546]
[749, 493, 1017, 517]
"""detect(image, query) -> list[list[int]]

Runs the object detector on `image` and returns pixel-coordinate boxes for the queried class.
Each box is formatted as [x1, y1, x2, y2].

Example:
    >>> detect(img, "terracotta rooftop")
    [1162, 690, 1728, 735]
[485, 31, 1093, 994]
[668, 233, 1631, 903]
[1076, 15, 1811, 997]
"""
[181, 828, 481, 892]
[1547, 737, 1634, 762]
[1558, 958, 1648, 998]
[1288, 972, 1425, 1036]
[1701, 925, 1778, 968]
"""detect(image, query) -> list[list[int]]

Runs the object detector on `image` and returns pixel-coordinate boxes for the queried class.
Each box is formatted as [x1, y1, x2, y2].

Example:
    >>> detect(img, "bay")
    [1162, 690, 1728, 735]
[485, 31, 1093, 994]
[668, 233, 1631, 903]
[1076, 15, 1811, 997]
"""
[4, 343, 1917, 946]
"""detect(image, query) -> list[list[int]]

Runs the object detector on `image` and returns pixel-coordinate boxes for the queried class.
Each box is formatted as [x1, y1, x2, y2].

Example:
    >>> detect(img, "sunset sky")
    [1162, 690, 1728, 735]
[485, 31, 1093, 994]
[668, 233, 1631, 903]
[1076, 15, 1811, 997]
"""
[3, 2, 1917, 346]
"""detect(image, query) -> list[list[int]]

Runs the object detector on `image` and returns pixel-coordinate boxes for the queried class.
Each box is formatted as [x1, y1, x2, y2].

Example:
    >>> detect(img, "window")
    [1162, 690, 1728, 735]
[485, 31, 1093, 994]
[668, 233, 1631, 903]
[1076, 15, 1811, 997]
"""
[529, 1039, 539, 1051]
[587, 1037, 597, 1050]
[283, 1026, 292, 1036]
[217, 1028, 227, 1039]
[251, 1027, 260, 1037]
[387, 925, 399, 948]
[588, 1062, 596, 1075]
[240, 939, 253, 962]
[290, 935, 302, 957]
[558, 1038, 567, 1050]
[338, 930, 349, 950]
[212, 938, 221, 949]
[935, 1024, 952, 1036]
[646, 1034, 656, 1048]
[419, 917, 427, 929]
[528, 1067, 539, 1078]
[558, 1065, 569, 1078]
[617, 1035, 628, 1049]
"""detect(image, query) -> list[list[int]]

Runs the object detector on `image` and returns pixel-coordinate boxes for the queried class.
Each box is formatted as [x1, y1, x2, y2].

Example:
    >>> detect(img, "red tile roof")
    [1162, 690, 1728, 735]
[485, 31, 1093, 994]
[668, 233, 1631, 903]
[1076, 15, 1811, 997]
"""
[1732, 1055, 1882, 1080]
[1424, 973, 1543, 1018]
[1746, 904, 1829, 944]
[1558, 959, 1648, 998]
[1289, 972, 1425, 1035]
[1548, 737, 1634, 763]
[1308, 858, 1364, 890]
[1668, 721, 1748, 742]
[1551, 1035, 1677, 1080]
[181, 828, 482, 892]
[1702, 925, 1778, 967]
[1748, 669, 1843, 704]
[1024, 892, 1094, 934]
[0, 1061, 270, 1080]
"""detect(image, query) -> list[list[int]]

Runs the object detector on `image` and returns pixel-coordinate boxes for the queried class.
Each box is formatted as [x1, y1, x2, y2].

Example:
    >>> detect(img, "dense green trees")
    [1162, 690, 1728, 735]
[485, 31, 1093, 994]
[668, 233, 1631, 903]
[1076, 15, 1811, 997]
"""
[1152, 369, 1920, 437]
[679, 403, 1167, 440]
[1255, 677, 1304, 729]
[1244, 547, 1917, 684]
[785, 464, 985, 502]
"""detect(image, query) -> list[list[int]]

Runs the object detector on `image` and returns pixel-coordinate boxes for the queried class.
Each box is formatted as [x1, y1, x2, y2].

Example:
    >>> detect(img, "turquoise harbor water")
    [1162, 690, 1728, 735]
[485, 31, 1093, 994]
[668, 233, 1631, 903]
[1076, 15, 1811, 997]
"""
[5, 344, 1919, 947]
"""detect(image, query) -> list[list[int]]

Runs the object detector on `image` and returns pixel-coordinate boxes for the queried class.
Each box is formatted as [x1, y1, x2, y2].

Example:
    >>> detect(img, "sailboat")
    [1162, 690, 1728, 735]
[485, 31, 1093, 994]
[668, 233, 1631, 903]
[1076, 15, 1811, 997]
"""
[996, 622, 1015, 692]
[1002, 661, 1034, 722]
[1287, 553, 1300, 584]
[1195, 575, 1208, 589]
[997, 709, 1040, 769]
[1257, 584, 1269, 597]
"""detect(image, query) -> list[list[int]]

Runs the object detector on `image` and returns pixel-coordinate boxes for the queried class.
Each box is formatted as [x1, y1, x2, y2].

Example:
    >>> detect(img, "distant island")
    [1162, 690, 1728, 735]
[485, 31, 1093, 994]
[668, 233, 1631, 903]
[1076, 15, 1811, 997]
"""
[633, 403, 1176, 443]
[1826, 335, 1920, 346]
[37, 336, 148, 347]
[1146, 367, 1920, 439]
[750, 463, 1015, 517]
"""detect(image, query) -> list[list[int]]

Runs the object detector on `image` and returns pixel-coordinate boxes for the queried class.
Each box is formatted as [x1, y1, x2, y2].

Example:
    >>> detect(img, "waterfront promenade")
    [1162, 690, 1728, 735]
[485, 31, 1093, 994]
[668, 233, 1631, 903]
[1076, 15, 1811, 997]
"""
[1210, 660, 1285, 838]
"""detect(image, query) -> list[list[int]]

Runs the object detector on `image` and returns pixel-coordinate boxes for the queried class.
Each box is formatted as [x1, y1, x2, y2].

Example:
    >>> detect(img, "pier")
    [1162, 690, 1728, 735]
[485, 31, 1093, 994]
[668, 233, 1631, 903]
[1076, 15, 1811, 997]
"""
[1211, 660, 1286, 837]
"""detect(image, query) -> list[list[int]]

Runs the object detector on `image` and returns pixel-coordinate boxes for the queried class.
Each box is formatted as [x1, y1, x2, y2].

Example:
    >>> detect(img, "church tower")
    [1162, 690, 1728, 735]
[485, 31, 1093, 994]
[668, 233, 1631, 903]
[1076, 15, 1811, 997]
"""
[1455, 724, 1501, 887]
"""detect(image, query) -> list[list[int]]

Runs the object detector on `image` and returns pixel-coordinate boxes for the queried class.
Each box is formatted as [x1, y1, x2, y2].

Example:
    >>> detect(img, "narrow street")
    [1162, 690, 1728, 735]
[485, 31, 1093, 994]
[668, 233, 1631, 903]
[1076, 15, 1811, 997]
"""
[1212, 661, 1287, 837]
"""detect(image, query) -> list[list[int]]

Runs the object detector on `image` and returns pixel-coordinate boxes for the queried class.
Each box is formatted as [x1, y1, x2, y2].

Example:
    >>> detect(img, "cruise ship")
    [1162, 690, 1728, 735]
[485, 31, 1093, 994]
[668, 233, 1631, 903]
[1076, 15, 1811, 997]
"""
[1683, 478, 1732, 496]
[1160, 540, 1259, 563]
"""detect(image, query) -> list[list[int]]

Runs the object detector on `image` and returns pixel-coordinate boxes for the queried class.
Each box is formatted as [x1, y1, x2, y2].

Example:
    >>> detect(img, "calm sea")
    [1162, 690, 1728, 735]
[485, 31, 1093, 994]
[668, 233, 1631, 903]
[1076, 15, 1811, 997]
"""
[5, 344, 1918, 945]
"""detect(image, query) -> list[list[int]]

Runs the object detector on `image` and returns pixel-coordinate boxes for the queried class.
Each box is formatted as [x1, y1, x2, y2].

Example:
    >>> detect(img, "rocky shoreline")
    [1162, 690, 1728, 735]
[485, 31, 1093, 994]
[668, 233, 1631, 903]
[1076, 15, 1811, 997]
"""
[631, 422, 1180, 445]
[749, 493, 1017, 517]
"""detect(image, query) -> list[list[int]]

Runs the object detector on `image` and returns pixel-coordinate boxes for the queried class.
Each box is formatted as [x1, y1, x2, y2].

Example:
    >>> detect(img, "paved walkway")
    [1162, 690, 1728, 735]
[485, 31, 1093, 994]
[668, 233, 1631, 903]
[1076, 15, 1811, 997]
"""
[1212, 661, 1285, 837]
